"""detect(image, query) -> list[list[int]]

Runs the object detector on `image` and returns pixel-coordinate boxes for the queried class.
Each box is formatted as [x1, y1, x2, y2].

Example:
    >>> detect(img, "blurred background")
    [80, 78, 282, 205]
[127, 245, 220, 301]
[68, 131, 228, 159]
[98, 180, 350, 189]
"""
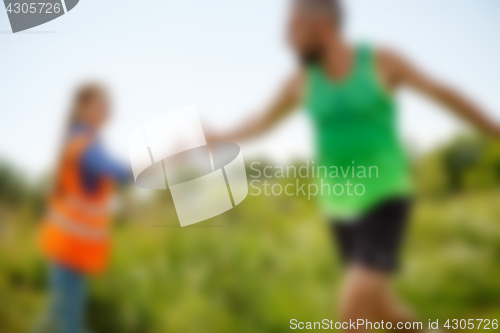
[1, 0, 500, 332]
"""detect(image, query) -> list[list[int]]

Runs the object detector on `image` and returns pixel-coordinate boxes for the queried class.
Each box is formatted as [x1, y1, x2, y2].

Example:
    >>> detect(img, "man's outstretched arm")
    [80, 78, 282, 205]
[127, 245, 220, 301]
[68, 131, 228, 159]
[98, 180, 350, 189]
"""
[381, 49, 500, 138]
[209, 71, 304, 143]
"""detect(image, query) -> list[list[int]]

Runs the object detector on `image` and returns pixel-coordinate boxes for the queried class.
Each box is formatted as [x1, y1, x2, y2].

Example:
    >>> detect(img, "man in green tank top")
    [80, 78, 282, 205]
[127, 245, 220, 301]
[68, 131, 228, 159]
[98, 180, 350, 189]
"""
[211, 0, 499, 330]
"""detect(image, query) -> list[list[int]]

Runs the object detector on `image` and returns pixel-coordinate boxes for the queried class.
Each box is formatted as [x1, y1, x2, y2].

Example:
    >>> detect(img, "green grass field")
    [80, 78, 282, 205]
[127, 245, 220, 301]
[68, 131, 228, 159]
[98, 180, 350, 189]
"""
[1, 184, 500, 332]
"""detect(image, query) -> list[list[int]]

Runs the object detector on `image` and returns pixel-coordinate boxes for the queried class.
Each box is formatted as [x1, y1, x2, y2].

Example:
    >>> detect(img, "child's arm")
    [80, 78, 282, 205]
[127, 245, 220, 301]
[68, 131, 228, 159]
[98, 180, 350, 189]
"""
[82, 141, 133, 184]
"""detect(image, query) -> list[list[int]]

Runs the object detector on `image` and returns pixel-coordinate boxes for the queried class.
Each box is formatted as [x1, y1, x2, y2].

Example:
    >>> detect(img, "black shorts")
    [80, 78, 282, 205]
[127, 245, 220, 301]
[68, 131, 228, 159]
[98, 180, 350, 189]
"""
[331, 198, 412, 272]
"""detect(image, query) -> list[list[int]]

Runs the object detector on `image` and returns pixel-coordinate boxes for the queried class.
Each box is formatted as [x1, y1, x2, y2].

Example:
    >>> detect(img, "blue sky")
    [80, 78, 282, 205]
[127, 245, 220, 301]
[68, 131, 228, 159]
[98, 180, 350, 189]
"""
[1, 0, 499, 177]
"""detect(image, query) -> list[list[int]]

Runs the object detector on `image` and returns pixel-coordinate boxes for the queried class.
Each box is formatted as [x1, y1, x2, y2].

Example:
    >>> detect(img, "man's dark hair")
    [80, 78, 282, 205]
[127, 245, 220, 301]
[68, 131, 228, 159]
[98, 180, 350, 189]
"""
[295, 0, 343, 27]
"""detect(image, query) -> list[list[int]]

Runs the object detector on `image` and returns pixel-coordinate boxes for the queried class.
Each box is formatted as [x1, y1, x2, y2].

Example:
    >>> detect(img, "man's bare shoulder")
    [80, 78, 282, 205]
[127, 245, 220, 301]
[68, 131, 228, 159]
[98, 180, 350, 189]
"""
[375, 46, 408, 71]
[373, 46, 411, 89]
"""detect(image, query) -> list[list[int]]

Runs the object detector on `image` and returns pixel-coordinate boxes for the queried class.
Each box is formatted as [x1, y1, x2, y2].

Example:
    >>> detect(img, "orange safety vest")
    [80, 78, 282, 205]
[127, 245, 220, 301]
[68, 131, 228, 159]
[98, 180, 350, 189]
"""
[40, 134, 114, 274]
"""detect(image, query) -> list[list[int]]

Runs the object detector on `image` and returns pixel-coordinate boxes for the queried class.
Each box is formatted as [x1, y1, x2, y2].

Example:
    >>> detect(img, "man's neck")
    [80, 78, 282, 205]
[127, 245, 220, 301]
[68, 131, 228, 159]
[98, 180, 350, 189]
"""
[320, 34, 354, 80]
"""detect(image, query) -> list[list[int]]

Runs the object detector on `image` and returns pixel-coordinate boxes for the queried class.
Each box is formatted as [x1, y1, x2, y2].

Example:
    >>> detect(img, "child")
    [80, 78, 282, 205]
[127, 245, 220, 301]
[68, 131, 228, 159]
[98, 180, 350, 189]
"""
[36, 84, 131, 333]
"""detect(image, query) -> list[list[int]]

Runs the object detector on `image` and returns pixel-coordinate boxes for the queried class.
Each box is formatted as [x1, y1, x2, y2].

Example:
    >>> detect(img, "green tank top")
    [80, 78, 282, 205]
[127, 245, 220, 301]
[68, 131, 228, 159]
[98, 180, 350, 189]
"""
[305, 45, 412, 219]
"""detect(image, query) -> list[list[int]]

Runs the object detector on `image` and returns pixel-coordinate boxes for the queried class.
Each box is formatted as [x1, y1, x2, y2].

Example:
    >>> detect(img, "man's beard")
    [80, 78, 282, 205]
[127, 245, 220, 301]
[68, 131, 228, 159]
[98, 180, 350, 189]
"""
[298, 47, 323, 66]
